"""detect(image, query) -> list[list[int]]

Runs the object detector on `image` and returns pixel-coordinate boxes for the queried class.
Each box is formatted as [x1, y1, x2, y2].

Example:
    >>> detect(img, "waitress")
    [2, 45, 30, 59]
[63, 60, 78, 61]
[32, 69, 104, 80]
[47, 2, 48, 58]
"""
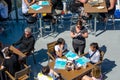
[70, 20, 88, 55]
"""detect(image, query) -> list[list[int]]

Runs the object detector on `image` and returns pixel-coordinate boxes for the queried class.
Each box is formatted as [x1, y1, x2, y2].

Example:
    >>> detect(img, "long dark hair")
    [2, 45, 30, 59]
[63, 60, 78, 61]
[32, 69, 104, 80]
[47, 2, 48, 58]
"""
[90, 42, 99, 50]
[76, 20, 82, 26]
[42, 65, 50, 75]
[56, 38, 65, 45]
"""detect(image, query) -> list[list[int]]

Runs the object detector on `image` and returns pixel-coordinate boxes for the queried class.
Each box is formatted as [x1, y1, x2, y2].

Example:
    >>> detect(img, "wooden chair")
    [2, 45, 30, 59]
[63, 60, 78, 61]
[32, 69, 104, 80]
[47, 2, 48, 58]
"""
[5, 64, 31, 80]
[94, 50, 105, 66]
[47, 41, 57, 60]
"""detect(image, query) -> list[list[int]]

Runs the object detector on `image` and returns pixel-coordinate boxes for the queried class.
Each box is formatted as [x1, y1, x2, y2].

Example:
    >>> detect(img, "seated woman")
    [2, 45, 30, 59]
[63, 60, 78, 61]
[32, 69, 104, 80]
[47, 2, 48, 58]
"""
[100, 0, 117, 21]
[0, 0, 8, 20]
[22, 0, 37, 23]
[85, 42, 100, 64]
[37, 65, 60, 80]
[82, 66, 102, 80]
[54, 38, 68, 57]
[3, 48, 20, 76]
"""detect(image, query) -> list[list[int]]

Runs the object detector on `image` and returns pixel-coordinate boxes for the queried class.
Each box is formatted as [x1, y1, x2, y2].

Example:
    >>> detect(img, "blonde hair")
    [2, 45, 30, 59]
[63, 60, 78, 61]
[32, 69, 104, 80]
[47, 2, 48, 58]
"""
[91, 66, 101, 78]
[0, 0, 7, 6]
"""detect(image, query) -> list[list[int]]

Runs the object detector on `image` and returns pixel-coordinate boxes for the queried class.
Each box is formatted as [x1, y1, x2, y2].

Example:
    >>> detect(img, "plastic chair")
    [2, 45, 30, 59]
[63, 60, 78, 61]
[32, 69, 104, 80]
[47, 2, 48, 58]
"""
[5, 64, 31, 80]
[61, 13, 73, 27]
[47, 41, 57, 60]
[105, 14, 115, 30]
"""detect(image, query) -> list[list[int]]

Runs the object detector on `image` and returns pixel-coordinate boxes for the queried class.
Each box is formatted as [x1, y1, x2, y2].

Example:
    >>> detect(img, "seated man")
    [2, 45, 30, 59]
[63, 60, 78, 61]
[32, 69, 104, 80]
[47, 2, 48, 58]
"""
[13, 27, 35, 55]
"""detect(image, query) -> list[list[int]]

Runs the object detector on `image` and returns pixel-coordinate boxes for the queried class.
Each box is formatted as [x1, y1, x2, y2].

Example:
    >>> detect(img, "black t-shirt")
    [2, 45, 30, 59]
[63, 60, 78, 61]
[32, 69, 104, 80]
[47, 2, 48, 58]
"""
[52, 0, 63, 10]
[13, 34, 35, 53]
[70, 26, 87, 45]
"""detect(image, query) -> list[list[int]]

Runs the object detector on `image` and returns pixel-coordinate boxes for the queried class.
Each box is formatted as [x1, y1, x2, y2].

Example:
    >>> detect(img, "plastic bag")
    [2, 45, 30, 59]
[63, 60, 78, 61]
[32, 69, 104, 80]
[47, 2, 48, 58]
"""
[114, 9, 120, 18]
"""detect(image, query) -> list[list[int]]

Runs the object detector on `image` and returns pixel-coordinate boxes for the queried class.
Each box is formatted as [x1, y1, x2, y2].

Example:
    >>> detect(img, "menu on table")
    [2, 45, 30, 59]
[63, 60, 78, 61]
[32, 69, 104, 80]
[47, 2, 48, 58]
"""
[65, 51, 79, 60]
[75, 56, 90, 67]
[54, 58, 67, 69]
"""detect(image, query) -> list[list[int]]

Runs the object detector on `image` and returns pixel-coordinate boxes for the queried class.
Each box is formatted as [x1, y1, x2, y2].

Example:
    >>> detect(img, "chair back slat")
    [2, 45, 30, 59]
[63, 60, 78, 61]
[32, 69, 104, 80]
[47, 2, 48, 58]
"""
[47, 41, 57, 53]
[15, 66, 31, 79]
[99, 50, 105, 61]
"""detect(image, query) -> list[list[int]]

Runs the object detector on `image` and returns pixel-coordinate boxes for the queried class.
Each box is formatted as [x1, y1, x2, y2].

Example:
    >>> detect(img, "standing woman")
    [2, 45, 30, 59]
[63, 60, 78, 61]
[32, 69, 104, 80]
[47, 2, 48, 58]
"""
[70, 20, 88, 55]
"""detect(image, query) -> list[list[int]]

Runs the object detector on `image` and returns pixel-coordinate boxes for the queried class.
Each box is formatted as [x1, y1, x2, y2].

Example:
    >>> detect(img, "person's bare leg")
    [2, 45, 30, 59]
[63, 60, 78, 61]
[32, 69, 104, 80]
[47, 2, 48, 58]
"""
[82, 75, 93, 80]
[32, 13, 37, 17]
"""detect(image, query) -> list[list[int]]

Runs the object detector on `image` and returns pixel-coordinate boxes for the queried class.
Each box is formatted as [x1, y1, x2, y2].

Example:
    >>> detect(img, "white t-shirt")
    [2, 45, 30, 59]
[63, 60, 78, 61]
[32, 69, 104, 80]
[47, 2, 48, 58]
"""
[92, 76, 102, 80]
[54, 43, 67, 53]
[0, 3, 8, 19]
[22, 0, 29, 14]
[88, 49, 100, 63]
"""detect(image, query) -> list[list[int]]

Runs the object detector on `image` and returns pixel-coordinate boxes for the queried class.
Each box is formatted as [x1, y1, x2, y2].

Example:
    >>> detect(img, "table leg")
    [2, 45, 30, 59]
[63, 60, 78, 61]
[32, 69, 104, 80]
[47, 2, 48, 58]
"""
[94, 16, 97, 36]
[39, 14, 43, 37]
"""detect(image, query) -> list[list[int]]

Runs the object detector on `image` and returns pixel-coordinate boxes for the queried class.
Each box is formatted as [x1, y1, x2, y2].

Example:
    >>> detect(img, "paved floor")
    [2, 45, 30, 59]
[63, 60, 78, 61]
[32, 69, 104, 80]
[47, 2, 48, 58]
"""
[0, 16, 120, 80]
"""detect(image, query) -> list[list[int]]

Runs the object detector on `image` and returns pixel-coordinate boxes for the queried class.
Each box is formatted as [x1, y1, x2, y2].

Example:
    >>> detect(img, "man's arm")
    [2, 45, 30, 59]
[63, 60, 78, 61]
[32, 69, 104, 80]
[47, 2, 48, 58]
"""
[13, 36, 23, 46]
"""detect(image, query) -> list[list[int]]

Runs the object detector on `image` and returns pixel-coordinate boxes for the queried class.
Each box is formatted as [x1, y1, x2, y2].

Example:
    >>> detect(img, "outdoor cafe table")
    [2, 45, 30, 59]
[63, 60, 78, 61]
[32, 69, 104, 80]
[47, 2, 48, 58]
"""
[84, 0, 108, 36]
[9, 45, 26, 57]
[49, 59, 94, 80]
[28, 1, 52, 37]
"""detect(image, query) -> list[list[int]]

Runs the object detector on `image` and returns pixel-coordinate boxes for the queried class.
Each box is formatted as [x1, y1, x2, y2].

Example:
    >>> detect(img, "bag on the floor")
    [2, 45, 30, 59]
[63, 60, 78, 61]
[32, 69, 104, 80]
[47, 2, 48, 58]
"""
[26, 16, 37, 24]
[114, 9, 120, 18]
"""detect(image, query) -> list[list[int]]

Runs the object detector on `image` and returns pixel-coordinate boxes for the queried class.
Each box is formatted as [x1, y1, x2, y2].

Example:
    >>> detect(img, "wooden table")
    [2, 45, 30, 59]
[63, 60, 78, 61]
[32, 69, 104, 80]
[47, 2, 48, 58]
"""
[49, 61, 94, 80]
[84, 0, 108, 36]
[9, 45, 26, 57]
[28, 1, 52, 37]
[28, 3, 52, 13]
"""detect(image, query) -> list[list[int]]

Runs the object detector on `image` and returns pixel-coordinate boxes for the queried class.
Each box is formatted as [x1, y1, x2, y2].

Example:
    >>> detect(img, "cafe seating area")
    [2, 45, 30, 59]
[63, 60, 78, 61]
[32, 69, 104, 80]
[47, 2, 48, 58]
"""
[0, 0, 120, 80]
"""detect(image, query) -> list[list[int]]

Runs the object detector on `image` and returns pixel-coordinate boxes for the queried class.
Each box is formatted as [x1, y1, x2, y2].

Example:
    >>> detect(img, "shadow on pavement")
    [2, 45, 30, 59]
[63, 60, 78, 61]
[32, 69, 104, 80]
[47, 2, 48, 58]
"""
[102, 58, 117, 79]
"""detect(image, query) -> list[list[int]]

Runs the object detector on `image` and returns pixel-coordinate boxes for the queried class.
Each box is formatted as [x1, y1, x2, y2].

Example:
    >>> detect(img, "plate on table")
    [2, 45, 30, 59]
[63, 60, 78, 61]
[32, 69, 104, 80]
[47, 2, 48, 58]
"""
[97, 6, 105, 9]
